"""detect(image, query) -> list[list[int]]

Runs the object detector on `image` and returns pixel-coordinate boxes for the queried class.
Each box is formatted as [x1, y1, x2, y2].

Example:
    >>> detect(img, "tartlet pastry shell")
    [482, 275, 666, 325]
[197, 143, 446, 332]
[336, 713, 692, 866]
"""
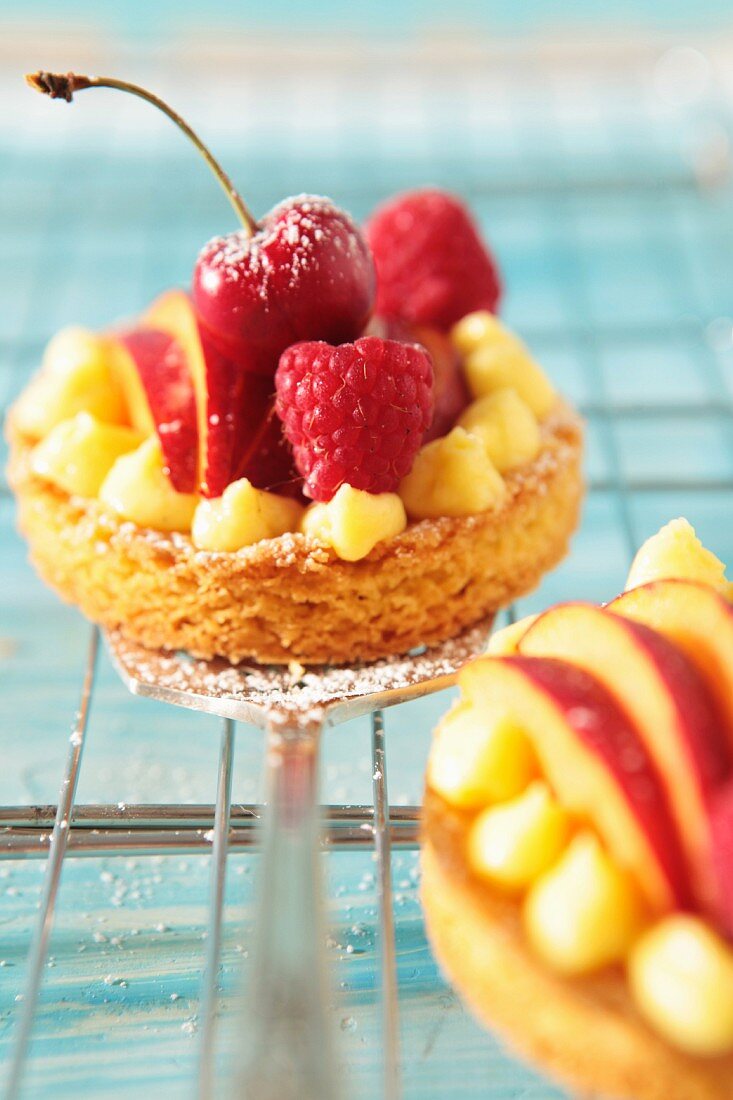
[6, 401, 582, 665]
[421, 788, 733, 1100]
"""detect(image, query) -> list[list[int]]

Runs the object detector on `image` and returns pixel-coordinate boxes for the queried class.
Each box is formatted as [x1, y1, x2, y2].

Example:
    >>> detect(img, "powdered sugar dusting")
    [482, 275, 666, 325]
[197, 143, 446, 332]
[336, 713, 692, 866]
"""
[106, 621, 490, 725]
[199, 194, 367, 302]
[201, 229, 275, 299]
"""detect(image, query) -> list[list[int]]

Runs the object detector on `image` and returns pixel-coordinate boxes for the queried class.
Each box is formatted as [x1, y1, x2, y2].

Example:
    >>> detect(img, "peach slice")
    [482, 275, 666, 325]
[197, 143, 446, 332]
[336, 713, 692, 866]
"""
[142, 291, 206, 476]
[710, 781, 733, 935]
[108, 338, 155, 437]
[459, 656, 691, 913]
[111, 328, 198, 493]
[519, 603, 731, 916]
[609, 580, 733, 752]
[13, 327, 128, 438]
[144, 289, 285, 499]
[486, 614, 540, 655]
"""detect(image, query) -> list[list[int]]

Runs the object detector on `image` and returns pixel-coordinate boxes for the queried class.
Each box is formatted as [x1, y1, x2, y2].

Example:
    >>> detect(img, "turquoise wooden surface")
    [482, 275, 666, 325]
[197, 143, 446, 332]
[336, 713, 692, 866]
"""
[4, 0, 733, 35]
[2, 22, 733, 1098]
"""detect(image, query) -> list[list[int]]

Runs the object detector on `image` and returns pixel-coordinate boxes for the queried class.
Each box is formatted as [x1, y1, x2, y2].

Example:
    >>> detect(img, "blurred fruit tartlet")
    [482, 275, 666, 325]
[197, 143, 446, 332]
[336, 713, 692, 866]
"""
[422, 518, 733, 1100]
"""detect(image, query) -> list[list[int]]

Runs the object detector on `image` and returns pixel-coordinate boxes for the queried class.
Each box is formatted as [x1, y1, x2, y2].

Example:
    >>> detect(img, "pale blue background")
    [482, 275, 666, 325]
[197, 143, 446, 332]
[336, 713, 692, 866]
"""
[1, 2, 733, 1097]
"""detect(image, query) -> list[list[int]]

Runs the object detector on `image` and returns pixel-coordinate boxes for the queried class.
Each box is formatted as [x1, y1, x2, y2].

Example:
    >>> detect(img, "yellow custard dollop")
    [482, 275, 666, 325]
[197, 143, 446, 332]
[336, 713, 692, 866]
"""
[626, 516, 731, 596]
[301, 483, 406, 562]
[398, 315, 557, 520]
[30, 413, 143, 498]
[192, 478, 304, 552]
[468, 780, 570, 892]
[99, 437, 199, 533]
[14, 327, 127, 438]
[452, 311, 556, 418]
[523, 831, 646, 976]
[628, 915, 733, 1056]
[457, 387, 541, 473]
[427, 701, 536, 808]
[399, 427, 505, 520]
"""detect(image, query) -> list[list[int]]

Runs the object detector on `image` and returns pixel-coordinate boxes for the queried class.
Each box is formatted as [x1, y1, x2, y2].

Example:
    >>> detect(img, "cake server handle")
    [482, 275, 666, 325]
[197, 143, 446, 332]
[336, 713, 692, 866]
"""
[236, 711, 339, 1100]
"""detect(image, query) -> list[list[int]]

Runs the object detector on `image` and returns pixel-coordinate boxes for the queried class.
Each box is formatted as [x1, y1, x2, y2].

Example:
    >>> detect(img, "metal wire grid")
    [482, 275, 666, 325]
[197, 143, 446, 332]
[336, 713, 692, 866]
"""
[2, 643, 408, 1100]
[2, 44, 733, 1100]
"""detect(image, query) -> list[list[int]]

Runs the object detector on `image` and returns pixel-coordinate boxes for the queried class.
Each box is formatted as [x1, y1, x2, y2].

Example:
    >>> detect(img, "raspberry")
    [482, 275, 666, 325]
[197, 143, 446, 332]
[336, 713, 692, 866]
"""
[275, 336, 434, 501]
[373, 315, 469, 441]
[365, 188, 502, 332]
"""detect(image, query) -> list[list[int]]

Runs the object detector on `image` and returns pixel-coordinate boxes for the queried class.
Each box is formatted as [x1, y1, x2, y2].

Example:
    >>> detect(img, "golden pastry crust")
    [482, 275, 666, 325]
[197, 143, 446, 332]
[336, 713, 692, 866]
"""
[6, 401, 583, 665]
[421, 789, 733, 1100]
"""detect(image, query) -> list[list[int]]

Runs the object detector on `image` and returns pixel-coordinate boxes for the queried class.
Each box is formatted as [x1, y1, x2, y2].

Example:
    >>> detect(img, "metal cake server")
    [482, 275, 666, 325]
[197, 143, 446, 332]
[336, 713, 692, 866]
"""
[105, 622, 491, 1100]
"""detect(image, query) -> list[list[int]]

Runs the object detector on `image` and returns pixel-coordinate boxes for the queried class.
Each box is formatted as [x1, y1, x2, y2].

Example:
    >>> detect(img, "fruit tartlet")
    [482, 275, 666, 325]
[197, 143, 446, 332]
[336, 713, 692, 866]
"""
[6, 72, 583, 666]
[422, 518, 733, 1100]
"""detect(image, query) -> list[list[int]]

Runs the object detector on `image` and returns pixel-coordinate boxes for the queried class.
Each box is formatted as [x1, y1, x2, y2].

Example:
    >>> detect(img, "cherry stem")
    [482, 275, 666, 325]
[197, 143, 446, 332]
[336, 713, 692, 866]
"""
[25, 70, 258, 236]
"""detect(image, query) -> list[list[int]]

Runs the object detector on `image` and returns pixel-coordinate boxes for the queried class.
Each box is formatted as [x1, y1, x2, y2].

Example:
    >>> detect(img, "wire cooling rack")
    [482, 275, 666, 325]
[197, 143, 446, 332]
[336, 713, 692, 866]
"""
[2, 32, 733, 1100]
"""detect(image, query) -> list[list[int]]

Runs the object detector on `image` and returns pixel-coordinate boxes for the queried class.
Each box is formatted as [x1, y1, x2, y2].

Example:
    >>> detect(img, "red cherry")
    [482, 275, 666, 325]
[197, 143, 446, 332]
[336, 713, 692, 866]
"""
[27, 74, 376, 498]
[365, 188, 502, 332]
[193, 195, 376, 375]
[28, 74, 376, 381]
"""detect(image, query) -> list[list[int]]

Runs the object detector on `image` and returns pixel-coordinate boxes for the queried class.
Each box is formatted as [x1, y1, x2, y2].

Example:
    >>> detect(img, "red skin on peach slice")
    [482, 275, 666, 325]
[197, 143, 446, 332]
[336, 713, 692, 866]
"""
[711, 781, 733, 935]
[114, 328, 198, 493]
[459, 656, 692, 914]
[234, 402, 302, 499]
[198, 328, 276, 496]
[143, 290, 293, 498]
[519, 603, 732, 918]
[609, 580, 733, 753]
[143, 290, 207, 488]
